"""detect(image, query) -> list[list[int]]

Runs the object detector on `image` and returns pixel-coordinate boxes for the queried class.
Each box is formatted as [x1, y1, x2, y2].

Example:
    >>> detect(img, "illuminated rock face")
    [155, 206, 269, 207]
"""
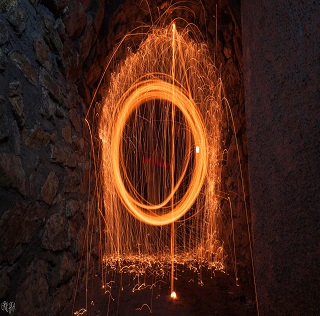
[242, 1, 320, 315]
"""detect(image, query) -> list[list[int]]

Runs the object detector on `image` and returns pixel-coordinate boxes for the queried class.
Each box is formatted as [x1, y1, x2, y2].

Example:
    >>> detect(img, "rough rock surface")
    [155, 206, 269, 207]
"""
[0, 0, 104, 314]
[242, 1, 320, 315]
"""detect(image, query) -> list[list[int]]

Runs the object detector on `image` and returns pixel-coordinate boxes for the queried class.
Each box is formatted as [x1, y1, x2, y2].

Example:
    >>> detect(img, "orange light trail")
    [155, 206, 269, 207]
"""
[171, 21, 176, 299]
[110, 78, 208, 226]
[96, 22, 227, 309]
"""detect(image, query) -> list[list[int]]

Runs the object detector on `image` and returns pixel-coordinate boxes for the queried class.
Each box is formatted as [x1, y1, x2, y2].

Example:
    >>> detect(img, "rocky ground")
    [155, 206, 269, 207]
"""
[61, 268, 256, 316]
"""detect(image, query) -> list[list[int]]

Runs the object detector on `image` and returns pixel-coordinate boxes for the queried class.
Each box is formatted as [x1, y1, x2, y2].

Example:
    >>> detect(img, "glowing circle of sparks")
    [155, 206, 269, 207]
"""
[111, 78, 208, 226]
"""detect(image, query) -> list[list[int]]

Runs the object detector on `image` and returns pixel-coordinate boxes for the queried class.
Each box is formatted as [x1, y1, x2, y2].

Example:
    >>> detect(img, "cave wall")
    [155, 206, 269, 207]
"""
[0, 0, 107, 314]
[242, 1, 320, 315]
[215, 1, 254, 298]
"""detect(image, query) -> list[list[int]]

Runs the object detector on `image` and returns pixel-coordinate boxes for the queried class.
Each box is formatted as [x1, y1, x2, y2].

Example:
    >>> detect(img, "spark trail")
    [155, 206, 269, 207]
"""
[97, 22, 226, 305]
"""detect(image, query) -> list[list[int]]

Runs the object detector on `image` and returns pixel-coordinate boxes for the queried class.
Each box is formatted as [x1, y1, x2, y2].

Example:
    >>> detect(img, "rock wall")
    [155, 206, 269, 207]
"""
[215, 0, 254, 299]
[242, 0, 320, 315]
[0, 0, 107, 314]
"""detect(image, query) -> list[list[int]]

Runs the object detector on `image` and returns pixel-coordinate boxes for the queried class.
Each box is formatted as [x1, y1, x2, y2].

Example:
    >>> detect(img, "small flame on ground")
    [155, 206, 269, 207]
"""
[171, 291, 177, 300]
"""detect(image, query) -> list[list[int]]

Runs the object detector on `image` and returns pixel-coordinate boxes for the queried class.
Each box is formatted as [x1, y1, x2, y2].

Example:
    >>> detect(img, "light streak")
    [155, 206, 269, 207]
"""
[75, 2, 259, 314]
[110, 78, 208, 226]
[135, 304, 152, 313]
[74, 308, 87, 315]
[98, 24, 225, 261]
[171, 21, 177, 298]
[93, 19, 229, 311]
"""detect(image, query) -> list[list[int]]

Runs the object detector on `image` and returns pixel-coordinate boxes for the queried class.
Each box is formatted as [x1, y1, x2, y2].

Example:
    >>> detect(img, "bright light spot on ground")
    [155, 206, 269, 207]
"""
[196, 146, 200, 153]
[171, 291, 177, 299]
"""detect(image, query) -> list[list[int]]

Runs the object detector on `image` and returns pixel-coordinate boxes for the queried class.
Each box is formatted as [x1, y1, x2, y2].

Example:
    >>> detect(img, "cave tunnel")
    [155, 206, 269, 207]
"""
[0, 0, 319, 315]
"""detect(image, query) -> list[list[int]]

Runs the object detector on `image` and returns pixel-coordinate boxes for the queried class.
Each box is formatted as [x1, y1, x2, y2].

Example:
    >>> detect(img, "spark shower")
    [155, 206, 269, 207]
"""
[94, 20, 228, 302]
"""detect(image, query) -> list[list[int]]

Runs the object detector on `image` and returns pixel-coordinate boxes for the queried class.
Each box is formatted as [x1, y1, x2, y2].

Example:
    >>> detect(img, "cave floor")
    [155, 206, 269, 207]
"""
[61, 268, 256, 316]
